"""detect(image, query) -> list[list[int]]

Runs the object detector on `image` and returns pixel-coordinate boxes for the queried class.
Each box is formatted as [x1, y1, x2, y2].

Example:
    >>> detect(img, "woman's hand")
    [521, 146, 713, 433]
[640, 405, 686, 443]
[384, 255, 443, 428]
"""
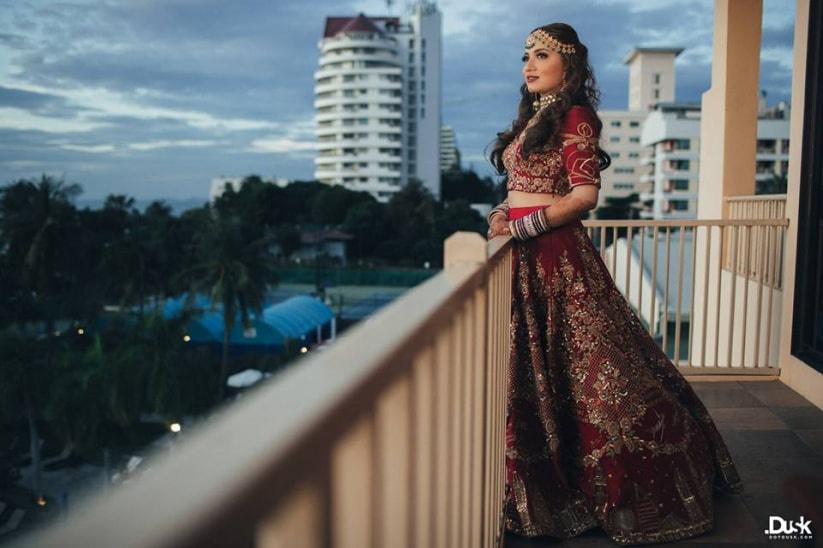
[486, 215, 511, 240]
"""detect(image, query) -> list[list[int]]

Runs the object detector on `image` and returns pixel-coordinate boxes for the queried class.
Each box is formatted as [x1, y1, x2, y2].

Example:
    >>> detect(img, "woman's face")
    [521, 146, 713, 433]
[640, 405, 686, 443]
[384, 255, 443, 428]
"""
[522, 44, 565, 95]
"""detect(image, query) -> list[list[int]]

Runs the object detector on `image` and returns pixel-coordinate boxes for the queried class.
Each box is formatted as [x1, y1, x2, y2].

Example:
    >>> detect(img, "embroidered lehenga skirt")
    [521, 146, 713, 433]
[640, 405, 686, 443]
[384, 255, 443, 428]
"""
[504, 205, 744, 546]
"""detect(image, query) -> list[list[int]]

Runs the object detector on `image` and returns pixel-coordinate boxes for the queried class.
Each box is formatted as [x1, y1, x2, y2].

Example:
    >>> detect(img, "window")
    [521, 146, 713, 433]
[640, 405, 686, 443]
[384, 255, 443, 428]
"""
[654, 88, 660, 99]
[611, 152, 621, 158]
[610, 120, 622, 128]
[610, 136, 621, 143]
[614, 167, 635, 174]
[629, 136, 640, 143]
[757, 138, 776, 153]
[674, 139, 690, 150]
[671, 200, 689, 211]
[654, 73, 661, 84]
[630, 121, 640, 128]
[629, 152, 639, 159]
[670, 179, 689, 190]
[421, 107, 425, 118]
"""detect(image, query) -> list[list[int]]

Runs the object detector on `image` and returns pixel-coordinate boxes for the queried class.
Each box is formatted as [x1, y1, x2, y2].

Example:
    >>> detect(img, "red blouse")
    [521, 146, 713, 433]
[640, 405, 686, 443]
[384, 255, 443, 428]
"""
[504, 105, 603, 195]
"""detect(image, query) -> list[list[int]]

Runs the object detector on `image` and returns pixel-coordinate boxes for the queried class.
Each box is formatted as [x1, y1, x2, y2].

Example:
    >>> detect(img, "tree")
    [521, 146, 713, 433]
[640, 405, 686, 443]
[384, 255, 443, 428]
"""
[756, 173, 788, 195]
[311, 185, 375, 225]
[342, 200, 388, 259]
[0, 175, 92, 502]
[0, 175, 87, 331]
[0, 327, 58, 502]
[594, 193, 641, 247]
[441, 168, 497, 203]
[177, 212, 278, 403]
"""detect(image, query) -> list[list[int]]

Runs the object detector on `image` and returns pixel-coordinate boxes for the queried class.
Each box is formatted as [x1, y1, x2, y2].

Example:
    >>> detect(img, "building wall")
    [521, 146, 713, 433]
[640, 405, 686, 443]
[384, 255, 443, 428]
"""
[598, 110, 647, 203]
[627, 51, 678, 112]
[408, 2, 442, 200]
[314, 3, 442, 203]
[640, 106, 789, 220]
[314, 28, 404, 201]
[778, 0, 823, 409]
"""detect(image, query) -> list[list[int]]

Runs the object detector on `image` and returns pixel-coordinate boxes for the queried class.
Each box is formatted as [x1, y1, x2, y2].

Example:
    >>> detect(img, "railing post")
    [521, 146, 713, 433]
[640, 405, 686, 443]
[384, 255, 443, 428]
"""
[444, 231, 487, 271]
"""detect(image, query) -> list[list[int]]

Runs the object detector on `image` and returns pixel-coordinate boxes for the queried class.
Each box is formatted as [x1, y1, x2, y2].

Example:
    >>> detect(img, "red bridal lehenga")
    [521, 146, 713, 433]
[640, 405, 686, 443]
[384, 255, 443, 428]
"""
[504, 205, 744, 545]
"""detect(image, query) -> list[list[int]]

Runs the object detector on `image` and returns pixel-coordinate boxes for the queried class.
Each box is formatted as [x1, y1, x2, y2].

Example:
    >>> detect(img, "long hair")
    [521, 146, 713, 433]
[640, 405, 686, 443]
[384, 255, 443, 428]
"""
[488, 22, 611, 174]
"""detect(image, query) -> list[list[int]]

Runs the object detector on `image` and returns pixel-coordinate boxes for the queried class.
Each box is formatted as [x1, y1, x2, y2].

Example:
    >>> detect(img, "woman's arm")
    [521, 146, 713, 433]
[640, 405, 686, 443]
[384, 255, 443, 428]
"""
[486, 197, 510, 225]
[540, 185, 597, 226]
[508, 106, 602, 240]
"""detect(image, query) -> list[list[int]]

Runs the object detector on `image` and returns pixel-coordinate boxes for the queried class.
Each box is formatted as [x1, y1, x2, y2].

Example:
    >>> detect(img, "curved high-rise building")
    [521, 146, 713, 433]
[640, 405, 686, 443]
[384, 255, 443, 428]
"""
[315, 2, 441, 203]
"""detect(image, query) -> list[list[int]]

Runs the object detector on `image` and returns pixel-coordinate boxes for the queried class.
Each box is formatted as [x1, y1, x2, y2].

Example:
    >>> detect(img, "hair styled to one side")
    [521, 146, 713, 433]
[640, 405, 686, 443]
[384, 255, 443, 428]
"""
[488, 22, 611, 175]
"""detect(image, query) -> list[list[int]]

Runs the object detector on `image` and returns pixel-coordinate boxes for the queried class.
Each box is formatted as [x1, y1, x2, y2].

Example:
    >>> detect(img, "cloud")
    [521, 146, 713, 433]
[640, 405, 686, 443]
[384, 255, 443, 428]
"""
[127, 139, 222, 151]
[248, 137, 317, 155]
[54, 143, 116, 154]
[0, 107, 107, 133]
[0, 0, 798, 199]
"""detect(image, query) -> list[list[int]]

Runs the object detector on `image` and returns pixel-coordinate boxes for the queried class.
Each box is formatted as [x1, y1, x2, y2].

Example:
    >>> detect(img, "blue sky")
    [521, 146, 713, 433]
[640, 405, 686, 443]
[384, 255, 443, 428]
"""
[0, 0, 796, 201]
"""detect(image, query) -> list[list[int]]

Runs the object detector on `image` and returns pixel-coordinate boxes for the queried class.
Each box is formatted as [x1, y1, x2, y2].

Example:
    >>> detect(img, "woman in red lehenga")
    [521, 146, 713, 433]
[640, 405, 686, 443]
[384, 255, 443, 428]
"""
[485, 23, 743, 545]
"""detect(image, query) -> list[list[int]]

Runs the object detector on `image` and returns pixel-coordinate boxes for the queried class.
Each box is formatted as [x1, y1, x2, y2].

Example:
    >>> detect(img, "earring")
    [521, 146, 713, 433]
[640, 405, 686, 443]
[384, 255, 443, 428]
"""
[531, 92, 540, 111]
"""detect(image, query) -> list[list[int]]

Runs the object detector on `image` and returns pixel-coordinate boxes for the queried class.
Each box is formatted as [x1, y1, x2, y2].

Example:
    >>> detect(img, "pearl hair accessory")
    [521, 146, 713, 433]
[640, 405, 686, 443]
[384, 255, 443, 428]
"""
[525, 29, 576, 55]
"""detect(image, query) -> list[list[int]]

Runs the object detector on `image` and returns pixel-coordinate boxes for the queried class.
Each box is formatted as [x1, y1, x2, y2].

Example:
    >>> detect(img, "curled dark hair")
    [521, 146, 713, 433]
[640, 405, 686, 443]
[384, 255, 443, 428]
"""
[488, 22, 611, 175]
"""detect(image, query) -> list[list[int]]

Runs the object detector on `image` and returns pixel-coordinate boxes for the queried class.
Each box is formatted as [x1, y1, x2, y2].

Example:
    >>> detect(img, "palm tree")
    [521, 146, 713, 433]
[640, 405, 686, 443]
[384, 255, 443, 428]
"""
[0, 327, 51, 502]
[177, 212, 278, 403]
[0, 175, 84, 331]
[0, 175, 85, 502]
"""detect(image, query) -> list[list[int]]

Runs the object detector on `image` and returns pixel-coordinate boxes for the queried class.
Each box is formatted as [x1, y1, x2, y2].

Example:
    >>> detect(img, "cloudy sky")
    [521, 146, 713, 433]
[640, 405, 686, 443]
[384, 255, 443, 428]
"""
[0, 0, 796, 201]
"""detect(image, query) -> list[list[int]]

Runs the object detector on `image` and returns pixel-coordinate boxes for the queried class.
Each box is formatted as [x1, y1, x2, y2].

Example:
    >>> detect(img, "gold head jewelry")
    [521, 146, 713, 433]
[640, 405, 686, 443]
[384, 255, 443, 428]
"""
[525, 29, 576, 55]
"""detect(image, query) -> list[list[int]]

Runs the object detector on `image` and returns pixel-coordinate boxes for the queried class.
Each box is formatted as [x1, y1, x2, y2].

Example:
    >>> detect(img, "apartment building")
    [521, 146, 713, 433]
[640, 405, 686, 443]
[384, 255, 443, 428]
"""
[314, 2, 442, 203]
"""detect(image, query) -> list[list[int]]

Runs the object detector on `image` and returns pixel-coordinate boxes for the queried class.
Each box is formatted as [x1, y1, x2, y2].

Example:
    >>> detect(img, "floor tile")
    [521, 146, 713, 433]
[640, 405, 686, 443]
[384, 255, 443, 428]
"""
[716, 430, 818, 459]
[708, 407, 789, 430]
[738, 382, 815, 407]
[769, 407, 823, 429]
[794, 429, 823, 457]
[691, 385, 764, 409]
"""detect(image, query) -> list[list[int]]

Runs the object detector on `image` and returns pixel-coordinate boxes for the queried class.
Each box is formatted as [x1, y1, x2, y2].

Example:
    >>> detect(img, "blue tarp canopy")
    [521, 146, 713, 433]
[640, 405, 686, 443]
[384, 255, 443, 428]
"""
[262, 295, 334, 339]
[162, 294, 333, 347]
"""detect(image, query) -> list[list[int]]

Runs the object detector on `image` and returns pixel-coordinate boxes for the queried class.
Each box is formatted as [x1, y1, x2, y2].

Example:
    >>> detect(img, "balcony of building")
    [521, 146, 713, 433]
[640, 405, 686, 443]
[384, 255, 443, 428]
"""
[6, 1, 822, 547]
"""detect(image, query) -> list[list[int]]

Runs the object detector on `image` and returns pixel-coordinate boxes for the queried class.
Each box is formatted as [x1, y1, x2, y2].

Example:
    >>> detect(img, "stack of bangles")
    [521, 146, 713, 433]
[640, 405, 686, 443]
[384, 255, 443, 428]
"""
[508, 207, 552, 240]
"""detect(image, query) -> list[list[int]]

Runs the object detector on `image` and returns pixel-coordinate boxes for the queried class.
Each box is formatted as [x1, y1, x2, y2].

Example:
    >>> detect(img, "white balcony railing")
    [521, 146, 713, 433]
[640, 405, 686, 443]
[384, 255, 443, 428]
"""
[586, 216, 788, 371]
[13, 233, 513, 548]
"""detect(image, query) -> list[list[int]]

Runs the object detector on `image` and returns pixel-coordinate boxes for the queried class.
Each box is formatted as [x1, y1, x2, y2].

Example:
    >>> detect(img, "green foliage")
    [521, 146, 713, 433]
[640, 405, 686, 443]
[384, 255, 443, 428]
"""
[756, 173, 788, 195]
[175, 208, 279, 402]
[441, 168, 498, 203]
[0, 171, 496, 474]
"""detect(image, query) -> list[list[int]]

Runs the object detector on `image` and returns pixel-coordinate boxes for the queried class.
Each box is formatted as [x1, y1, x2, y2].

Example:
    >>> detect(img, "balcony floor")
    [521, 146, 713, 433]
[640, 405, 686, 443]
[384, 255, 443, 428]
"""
[504, 379, 823, 547]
